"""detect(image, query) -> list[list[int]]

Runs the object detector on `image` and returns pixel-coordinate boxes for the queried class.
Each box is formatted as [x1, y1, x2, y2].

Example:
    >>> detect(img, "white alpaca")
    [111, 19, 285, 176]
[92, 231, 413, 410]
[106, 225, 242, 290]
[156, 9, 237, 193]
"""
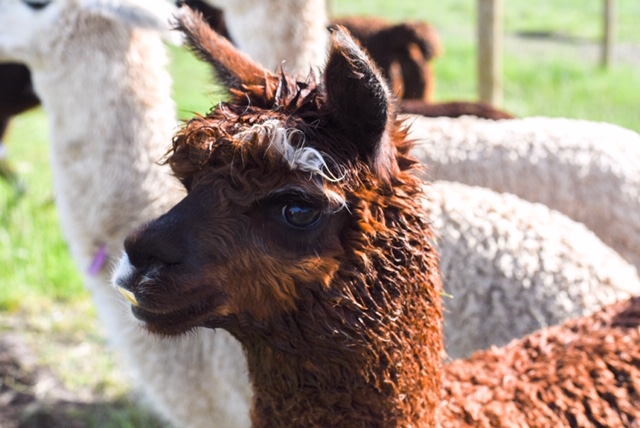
[0, 1, 250, 427]
[201, 0, 330, 74]
[429, 181, 639, 358]
[409, 115, 640, 273]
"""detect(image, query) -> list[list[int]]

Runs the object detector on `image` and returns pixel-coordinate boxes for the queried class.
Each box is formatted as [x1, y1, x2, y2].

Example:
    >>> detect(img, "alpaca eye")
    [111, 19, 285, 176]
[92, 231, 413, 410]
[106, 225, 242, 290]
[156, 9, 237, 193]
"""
[282, 203, 322, 229]
[22, 0, 51, 10]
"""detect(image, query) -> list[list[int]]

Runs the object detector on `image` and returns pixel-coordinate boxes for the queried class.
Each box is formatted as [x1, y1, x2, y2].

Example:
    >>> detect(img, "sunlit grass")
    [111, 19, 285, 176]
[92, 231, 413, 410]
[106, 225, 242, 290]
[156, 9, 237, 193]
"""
[0, 109, 84, 311]
[430, 38, 640, 130]
[504, 56, 640, 130]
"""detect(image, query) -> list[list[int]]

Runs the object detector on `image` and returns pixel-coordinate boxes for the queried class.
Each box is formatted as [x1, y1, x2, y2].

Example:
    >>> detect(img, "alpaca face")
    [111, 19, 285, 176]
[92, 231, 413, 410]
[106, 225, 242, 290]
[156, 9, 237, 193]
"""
[113, 120, 351, 334]
[0, 0, 177, 66]
[113, 7, 408, 337]
[0, 0, 66, 63]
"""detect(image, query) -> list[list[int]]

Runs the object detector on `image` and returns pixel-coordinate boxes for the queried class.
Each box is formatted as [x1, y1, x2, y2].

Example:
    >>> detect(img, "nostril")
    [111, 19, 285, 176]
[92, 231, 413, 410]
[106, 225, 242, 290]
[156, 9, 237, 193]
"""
[124, 220, 185, 269]
[124, 231, 152, 269]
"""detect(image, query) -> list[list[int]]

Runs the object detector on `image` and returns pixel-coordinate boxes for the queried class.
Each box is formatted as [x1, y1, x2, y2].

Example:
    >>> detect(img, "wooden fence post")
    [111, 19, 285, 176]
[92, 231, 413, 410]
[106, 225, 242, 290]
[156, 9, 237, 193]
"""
[601, 0, 616, 68]
[477, 0, 503, 106]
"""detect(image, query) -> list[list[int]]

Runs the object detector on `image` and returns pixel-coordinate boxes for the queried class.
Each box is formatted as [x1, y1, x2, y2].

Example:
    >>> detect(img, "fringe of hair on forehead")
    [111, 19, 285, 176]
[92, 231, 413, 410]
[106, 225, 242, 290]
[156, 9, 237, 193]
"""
[235, 119, 346, 184]
[234, 119, 348, 210]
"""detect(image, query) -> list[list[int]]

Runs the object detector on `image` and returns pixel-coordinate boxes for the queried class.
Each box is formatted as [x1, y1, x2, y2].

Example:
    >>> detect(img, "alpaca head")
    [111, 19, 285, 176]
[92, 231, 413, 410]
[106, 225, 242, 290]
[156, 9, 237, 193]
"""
[114, 8, 442, 424]
[114, 6, 439, 343]
[0, 0, 178, 66]
[0, 0, 67, 61]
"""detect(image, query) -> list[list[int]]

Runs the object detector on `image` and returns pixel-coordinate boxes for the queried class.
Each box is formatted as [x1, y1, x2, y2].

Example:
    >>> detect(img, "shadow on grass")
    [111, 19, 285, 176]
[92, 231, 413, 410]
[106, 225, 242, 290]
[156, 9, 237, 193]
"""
[514, 30, 589, 44]
[17, 399, 167, 428]
[0, 334, 168, 428]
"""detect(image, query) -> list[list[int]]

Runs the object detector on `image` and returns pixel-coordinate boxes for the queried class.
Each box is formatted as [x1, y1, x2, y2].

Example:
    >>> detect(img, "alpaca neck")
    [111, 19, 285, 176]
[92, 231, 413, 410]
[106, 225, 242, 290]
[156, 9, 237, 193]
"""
[31, 24, 182, 273]
[33, 27, 175, 164]
[234, 239, 443, 428]
[218, 0, 329, 73]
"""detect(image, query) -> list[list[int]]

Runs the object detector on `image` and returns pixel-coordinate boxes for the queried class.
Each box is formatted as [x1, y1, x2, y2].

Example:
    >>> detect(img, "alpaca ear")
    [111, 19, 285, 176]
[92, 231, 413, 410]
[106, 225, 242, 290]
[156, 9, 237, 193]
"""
[324, 27, 394, 175]
[175, 5, 272, 93]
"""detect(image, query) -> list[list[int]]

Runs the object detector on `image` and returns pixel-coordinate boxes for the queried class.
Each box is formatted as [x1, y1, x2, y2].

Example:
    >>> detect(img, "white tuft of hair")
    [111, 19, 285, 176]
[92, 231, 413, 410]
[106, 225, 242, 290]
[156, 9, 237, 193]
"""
[236, 119, 347, 208]
[236, 119, 345, 182]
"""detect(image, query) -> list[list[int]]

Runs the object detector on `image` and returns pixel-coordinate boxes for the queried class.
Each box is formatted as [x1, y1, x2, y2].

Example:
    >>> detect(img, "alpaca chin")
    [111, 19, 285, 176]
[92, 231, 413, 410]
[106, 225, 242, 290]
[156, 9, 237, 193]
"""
[112, 251, 232, 336]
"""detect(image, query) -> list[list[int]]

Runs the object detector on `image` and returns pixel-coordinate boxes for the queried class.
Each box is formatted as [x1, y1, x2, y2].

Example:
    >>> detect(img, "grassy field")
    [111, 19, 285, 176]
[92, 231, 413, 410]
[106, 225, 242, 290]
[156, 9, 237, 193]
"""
[0, 0, 639, 425]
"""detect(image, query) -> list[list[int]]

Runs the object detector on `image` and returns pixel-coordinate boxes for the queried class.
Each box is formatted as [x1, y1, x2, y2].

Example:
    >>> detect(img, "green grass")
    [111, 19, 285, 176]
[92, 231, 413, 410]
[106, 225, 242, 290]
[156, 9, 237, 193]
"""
[167, 45, 220, 120]
[0, 109, 84, 311]
[331, 0, 640, 44]
[504, 57, 640, 130]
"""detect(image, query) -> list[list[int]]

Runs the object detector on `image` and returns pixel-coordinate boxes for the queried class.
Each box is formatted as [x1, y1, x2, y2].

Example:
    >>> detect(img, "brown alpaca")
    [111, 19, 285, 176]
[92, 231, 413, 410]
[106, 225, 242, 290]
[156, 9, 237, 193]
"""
[0, 63, 39, 138]
[400, 99, 514, 120]
[116, 9, 442, 426]
[332, 16, 441, 102]
[441, 296, 640, 427]
[333, 17, 514, 119]
[0, 63, 39, 187]
[113, 9, 638, 427]
[335, 17, 515, 120]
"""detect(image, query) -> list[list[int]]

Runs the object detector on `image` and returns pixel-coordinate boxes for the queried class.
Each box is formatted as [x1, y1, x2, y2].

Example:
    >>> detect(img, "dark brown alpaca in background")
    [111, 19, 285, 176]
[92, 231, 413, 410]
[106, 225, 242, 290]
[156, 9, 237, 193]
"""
[401, 99, 513, 120]
[0, 63, 39, 188]
[332, 16, 441, 101]
[332, 17, 513, 119]
[0, 64, 39, 139]
[114, 9, 636, 427]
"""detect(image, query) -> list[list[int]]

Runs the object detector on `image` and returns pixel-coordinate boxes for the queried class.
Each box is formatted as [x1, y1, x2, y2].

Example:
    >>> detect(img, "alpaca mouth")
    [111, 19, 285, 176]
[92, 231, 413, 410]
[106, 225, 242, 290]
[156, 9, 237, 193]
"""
[112, 253, 165, 310]
[112, 253, 228, 334]
[112, 254, 175, 315]
[116, 276, 212, 334]
[117, 287, 140, 307]
[129, 304, 198, 335]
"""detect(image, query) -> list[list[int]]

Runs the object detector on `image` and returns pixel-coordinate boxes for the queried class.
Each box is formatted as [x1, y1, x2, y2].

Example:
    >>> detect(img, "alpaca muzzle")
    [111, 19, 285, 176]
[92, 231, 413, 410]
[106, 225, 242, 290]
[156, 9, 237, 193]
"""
[118, 287, 140, 307]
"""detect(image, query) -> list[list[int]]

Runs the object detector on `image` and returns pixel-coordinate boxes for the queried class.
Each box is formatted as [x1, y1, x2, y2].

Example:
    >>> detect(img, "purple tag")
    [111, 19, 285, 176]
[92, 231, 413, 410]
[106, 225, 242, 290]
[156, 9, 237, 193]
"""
[87, 244, 108, 276]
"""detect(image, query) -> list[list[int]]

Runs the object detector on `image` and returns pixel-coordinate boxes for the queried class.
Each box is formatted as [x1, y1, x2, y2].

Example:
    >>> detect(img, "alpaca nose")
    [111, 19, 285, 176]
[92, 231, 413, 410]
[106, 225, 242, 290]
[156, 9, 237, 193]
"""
[124, 215, 186, 269]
